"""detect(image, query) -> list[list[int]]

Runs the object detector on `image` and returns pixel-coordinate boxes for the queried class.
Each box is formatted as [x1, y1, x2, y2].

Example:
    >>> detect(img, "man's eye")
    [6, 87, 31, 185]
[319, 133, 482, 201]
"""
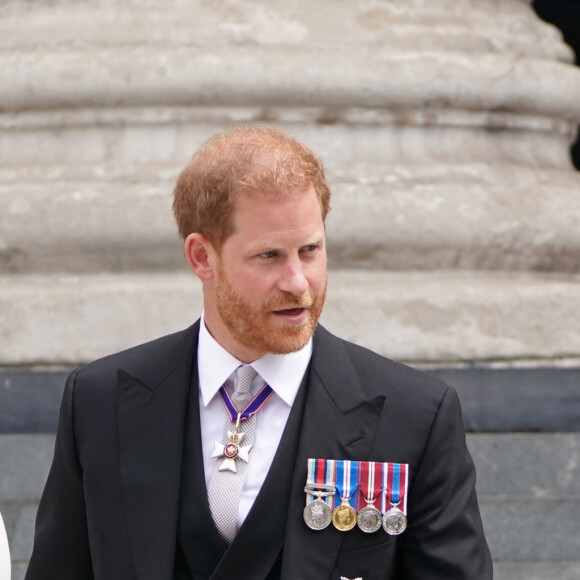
[302, 245, 318, 253]
[260, 251, 277, 259]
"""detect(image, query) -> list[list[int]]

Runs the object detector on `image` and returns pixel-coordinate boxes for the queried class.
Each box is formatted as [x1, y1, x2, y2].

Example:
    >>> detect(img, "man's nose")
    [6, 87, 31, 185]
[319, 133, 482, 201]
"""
[278, 257, 308, 295]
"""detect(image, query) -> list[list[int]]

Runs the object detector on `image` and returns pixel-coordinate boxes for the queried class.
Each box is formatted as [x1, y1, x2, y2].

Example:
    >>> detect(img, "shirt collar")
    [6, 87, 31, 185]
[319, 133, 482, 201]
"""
[197, 312, 312, 408]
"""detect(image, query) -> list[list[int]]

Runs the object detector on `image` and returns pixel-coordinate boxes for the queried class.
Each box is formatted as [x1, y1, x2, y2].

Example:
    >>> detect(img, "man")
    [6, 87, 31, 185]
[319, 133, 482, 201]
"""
[26, 126, 492, 579]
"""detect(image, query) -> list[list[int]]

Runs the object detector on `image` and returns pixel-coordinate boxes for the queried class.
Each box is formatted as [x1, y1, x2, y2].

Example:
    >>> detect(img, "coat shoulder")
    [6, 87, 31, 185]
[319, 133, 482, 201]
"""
[73, 322, 199, 392]
[314, 325, 450, 406]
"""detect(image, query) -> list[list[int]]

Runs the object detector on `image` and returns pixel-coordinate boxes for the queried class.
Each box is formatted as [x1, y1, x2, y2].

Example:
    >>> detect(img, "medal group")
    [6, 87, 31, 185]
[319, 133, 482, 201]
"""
[304, 459, 409, 535]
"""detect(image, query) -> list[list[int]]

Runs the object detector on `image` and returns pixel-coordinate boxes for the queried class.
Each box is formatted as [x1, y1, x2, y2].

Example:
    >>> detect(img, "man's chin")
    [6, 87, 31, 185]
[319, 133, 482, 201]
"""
[261, 338, 310, 356]
[259, 319, 318, 354]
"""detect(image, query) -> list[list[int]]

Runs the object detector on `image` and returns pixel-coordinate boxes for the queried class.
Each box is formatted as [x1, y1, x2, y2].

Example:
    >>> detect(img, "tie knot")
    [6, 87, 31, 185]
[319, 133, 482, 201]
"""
[233, 365, 258, 403]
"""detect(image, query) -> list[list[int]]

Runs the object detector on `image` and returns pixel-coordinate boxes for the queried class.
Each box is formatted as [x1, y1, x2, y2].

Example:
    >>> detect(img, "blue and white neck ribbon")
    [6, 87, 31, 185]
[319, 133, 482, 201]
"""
[218, 382, 274, 423]
[334, 460, 359, 509]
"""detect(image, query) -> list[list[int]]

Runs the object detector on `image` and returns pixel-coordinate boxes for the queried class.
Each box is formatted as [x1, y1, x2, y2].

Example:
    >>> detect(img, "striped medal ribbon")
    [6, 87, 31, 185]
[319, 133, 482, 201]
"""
[303, 459, 336, 531]
[356, 461, 384, 533]
[382, 462, 409, 535]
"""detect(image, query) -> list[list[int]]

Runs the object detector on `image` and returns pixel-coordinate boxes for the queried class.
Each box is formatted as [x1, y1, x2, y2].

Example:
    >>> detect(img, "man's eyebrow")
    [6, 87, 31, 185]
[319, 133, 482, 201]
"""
[305, 237, 325, 245]
[246, 241, 281, 252]
[301, 236, 326, 248]
[246, 236, 325, 254]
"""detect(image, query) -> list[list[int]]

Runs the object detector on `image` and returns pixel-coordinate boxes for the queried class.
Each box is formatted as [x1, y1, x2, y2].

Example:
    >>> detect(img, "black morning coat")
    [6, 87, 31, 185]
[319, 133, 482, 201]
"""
[25, 321, 493, 580]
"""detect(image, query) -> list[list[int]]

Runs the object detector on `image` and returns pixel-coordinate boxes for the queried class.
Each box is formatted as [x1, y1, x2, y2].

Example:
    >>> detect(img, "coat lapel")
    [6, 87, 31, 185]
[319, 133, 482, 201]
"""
[281, 326, 387, 580]
[177, 342, 229, 578]
[118, 324, 199, 580]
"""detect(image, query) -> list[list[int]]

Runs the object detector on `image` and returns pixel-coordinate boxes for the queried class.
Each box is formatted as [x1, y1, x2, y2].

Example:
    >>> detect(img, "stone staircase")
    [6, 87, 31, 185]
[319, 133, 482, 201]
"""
[474, 433, 580, 580]
[1, 1, 580, 577]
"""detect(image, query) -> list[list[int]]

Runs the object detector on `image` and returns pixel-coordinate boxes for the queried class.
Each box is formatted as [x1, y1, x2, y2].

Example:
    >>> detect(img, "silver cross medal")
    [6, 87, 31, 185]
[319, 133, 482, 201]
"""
[211, 413, 252, 473]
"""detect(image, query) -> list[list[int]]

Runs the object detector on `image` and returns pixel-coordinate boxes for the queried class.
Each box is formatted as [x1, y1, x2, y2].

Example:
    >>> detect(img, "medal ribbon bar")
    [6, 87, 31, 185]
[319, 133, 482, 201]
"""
[358, 461, 383, 511]
[334, 460, 358, 509]
[303, 459, 410, 534]
[355, 462, 384, 533]
[306, 458, 336, 507]
[382, 462, 408, 515]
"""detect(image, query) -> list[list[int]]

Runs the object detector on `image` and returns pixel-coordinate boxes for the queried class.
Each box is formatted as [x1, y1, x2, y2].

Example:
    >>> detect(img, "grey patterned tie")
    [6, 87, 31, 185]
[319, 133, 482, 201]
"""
[207, 365, 258, 542]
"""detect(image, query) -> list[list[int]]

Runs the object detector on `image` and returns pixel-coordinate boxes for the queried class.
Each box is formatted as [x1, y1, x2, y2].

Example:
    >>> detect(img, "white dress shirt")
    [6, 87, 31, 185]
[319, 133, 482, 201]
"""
[197, 314, 312, 528]
[0, 511, 10, 580]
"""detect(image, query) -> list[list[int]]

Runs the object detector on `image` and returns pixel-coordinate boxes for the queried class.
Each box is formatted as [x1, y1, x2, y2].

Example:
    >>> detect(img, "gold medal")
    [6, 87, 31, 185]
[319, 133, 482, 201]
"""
[332, 460, 358, 531]
[332, 502, 357, 531]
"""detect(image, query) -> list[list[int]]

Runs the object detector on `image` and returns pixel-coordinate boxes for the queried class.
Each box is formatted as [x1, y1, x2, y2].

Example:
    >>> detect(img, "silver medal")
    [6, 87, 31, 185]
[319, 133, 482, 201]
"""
[303, 498, 333, 531]
[357, 505, 382, 533]
[382, 506, 407, 535]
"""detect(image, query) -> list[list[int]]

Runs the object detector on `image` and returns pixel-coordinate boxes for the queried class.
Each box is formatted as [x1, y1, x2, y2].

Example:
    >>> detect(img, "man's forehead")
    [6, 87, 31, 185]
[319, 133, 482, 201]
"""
[225, 185, 325, 243]
[234, 180, 314, 202]
[233, 184, 322, 218]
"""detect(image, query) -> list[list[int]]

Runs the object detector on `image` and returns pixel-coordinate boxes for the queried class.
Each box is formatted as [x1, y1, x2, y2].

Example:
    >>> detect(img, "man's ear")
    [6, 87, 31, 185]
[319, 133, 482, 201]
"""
[184, 233, 216, 280]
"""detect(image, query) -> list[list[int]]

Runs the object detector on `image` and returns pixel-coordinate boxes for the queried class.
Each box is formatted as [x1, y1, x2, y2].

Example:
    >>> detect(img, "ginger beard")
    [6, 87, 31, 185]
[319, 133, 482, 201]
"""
[214, 259, 326, 356]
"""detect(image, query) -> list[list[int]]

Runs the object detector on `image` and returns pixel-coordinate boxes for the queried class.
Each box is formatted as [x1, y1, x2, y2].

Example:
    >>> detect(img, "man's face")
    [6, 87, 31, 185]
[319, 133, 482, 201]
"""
[204, 185, 327, 362]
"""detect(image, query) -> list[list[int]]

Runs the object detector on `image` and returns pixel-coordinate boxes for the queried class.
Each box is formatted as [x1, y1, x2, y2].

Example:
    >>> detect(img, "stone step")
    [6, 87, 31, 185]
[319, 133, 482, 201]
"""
[2, 164, 580, 273]
[2, 46, 579, 124]
[0, 0, 571, 64]
[480, 498, 580, 562]
[2, 270, 579, 366]
[0, 106, 574, 168]
[468, 433, 580, 497]
[1, 1, 578, 127]
[474, 433, 580, 565]
[494, 562, 580, 580]
[0, 436, 55, 500]
[431, 369, 580, 432]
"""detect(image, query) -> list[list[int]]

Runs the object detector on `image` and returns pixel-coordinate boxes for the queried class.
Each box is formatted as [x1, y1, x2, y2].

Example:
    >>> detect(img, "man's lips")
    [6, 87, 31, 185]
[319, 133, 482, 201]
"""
[275, 307, 306, 315]
[272, 306, 309, 322]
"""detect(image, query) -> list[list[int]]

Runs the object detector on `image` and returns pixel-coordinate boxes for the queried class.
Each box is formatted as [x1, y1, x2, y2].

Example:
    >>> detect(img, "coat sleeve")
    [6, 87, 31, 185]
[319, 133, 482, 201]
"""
[395, 386, 493, 579]
[25, 370, 95, 580]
